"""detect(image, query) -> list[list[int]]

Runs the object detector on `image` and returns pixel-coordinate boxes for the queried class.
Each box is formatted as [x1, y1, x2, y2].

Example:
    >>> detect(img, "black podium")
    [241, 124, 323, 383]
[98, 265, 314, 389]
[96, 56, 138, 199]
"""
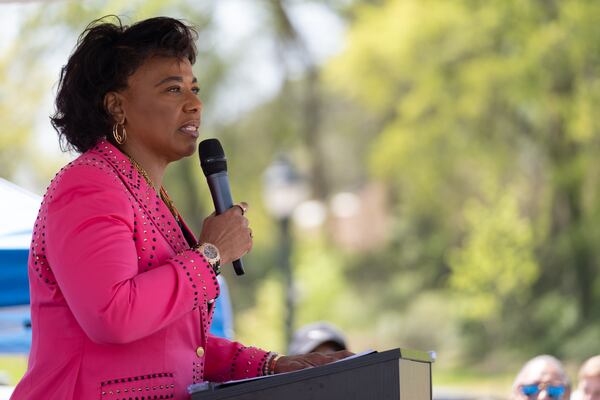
[190, 348, 433, 400]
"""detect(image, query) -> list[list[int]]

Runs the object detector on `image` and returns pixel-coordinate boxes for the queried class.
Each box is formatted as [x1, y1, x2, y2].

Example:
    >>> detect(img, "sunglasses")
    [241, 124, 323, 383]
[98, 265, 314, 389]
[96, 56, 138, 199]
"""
[520, 383, 566, 398]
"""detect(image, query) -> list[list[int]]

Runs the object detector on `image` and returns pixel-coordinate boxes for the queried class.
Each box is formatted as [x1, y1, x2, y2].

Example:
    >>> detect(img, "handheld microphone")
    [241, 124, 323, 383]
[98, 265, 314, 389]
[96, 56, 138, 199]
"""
[198, 138, 245, 276]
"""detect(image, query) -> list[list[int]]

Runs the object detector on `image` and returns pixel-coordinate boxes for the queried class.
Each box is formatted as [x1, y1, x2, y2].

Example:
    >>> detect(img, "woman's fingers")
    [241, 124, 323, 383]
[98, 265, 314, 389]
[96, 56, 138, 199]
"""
[234, 201, 249, 216]
[198, 202, 253, 264]
[330, 350, 354, 360]
[274, 351, 354, 374]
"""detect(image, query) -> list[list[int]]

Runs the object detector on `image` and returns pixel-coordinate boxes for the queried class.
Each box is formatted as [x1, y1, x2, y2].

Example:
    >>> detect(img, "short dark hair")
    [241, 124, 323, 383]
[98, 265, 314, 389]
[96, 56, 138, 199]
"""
[51, 15, 198, 153]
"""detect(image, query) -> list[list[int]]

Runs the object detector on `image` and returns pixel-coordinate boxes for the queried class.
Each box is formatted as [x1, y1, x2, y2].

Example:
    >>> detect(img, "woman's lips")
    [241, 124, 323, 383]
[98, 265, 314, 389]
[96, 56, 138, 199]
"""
[179, 122, 200, 138]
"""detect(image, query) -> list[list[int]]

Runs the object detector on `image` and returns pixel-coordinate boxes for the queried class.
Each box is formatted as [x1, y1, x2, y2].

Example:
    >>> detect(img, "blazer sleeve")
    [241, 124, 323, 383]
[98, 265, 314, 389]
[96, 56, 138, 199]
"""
[204, 334, 270, 382]
[45, 164, 219, 344]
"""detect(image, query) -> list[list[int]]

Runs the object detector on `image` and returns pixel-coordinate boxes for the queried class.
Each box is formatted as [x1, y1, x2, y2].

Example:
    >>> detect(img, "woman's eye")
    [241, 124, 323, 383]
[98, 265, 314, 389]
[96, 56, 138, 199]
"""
[167, 86, 181, 93]
[192, 87, 200, 95]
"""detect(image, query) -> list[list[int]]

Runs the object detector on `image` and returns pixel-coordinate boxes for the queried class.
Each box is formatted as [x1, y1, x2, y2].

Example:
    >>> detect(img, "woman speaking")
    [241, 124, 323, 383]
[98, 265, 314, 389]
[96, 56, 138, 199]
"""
[10, 16, 350, 400]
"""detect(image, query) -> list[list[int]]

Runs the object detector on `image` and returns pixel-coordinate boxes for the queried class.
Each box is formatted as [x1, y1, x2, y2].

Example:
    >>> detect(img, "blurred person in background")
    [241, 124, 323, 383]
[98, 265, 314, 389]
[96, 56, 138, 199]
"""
[572, 355, 600, 400]
[9, 16, 351, 400]
[288, 322, 348, 355]
[511, 355, 571, 400]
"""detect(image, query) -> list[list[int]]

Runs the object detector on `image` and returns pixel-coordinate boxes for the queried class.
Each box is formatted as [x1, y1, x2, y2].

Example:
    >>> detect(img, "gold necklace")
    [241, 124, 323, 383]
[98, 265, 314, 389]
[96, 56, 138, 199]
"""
[127, 156, 181, 224]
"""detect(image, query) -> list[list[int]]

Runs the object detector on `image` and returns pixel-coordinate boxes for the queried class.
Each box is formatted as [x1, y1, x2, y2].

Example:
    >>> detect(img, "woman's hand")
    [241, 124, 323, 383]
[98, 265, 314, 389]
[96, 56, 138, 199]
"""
[274, 351, 354, 374]
[198, 202, 252, 265]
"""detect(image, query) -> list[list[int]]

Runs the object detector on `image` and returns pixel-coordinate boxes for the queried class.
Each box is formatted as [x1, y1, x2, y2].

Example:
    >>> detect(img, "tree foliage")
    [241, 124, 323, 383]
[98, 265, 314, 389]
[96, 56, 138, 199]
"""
[327, 0, 600, 360]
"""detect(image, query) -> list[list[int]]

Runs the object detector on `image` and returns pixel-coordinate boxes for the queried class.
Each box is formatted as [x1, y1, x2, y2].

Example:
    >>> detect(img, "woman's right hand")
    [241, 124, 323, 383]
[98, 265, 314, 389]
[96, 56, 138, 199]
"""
[274, 351, 354, 373]
[198, 202, 253, 265]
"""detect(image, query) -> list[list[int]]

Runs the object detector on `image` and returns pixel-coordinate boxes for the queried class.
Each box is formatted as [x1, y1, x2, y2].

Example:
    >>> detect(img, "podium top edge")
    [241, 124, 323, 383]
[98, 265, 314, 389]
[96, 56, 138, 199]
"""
[397, 348, 436, 363]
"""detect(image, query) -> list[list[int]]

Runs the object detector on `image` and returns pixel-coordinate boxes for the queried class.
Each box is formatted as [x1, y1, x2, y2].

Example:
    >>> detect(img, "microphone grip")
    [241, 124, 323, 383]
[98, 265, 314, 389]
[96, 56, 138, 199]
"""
[206, 173, 245, 275]
[232, 259, 245, 276]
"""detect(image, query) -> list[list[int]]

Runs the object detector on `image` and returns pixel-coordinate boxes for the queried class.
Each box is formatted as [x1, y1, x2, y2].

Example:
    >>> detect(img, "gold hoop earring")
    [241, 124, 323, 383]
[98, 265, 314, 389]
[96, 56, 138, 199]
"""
[112, 123, 127, 145]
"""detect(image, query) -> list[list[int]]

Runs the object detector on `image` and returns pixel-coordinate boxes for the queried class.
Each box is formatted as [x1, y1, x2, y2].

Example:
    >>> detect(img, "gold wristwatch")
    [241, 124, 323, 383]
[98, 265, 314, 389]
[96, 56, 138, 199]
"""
[195, 242, 221, 275]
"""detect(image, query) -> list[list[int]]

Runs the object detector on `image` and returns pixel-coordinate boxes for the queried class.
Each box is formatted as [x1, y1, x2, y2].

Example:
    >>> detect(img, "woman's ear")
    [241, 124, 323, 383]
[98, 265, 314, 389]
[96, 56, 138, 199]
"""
[104, 91, 125, 124]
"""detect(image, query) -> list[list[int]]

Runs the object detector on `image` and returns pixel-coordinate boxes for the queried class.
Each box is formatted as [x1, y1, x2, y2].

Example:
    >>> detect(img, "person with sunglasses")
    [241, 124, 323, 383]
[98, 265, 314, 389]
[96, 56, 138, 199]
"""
[511, 355, 571, 400]
[572, 355, 600, 400]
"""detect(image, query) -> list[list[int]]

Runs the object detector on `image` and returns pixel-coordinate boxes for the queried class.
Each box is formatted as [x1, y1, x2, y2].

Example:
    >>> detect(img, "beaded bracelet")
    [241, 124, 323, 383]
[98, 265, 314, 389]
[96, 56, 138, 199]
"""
[262, 352, 274, 376]
[262, 352, 283, 376]
[269, 354, 283, 375]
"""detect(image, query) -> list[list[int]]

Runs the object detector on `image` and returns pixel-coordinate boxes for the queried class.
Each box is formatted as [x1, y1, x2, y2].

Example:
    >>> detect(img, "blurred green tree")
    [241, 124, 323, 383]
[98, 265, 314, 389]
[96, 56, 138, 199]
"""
[327, 0, 600, 360]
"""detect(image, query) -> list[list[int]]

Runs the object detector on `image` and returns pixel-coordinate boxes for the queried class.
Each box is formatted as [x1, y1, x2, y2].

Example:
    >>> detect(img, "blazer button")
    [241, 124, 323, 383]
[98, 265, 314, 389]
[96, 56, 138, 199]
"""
[196, 346, 205, 357]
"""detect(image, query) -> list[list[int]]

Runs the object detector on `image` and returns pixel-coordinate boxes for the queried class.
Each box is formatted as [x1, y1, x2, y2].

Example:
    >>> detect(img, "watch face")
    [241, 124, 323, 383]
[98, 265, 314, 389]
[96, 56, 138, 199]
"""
[204, 244, 219, 260]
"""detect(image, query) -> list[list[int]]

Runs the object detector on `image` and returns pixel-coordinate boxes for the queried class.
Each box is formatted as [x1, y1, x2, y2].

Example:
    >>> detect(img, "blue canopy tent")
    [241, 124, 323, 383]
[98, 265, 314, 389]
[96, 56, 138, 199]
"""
[0, 177, 234, 354]
[0, 177, 40, 353]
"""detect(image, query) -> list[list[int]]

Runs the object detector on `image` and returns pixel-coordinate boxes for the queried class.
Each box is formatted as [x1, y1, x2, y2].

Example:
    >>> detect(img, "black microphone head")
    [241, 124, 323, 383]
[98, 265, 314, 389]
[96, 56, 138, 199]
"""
[199, 138, 227, 176]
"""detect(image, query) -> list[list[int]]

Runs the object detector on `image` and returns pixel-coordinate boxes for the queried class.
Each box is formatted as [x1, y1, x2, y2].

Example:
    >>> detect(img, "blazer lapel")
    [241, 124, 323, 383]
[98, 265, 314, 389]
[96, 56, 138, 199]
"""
[92, 140, 192, 254]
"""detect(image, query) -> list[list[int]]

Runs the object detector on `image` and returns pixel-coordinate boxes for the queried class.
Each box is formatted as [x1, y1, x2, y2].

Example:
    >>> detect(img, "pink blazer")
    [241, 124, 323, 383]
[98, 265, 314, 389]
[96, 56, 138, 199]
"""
[11, 140, 269, 400]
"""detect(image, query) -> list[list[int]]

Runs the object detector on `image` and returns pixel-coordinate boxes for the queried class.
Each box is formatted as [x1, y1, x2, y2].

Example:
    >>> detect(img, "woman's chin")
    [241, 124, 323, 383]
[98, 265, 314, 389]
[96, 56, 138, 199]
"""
[181, 142, 198, 158]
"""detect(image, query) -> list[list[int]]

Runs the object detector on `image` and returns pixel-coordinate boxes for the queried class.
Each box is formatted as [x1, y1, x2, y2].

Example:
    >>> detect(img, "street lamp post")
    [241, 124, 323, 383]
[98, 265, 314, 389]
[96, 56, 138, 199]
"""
[263, 156, 308, 349]
[278, 215, 293, 349]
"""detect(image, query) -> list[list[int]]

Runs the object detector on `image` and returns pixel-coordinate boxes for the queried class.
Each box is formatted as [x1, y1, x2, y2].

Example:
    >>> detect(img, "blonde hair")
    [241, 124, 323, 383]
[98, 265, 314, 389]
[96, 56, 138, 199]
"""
[579, 355, 600, 379]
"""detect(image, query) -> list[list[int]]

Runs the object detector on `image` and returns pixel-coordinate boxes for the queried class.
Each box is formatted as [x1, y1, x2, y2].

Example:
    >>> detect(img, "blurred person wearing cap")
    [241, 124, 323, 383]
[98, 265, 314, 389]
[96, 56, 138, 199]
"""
[572, 355, 600, 400]
[511, 355, 571, 400]
[288, 322, 349, 355]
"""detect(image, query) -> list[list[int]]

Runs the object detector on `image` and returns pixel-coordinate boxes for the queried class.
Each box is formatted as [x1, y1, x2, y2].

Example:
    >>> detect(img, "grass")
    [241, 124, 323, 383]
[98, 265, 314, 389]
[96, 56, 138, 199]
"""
[0, 356, 27, 386]
[433, 366, 516, 399]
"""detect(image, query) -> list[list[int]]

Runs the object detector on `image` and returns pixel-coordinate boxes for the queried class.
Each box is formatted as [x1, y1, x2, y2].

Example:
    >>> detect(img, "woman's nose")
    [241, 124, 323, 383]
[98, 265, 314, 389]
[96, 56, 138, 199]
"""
[537, 389, 553, 400]
[184, 91, 202, 113]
